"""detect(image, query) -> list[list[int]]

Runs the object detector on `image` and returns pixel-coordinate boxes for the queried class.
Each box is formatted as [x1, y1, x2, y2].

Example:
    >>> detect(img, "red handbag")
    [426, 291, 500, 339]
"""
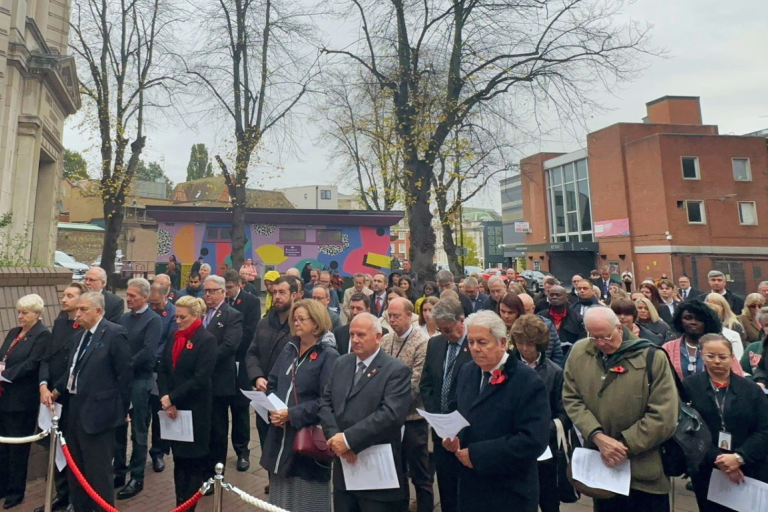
[290, 353, 335, 462]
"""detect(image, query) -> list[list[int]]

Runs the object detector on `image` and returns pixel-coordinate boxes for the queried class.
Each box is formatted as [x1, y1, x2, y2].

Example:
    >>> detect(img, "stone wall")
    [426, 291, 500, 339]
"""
[56, 228, 105, 264]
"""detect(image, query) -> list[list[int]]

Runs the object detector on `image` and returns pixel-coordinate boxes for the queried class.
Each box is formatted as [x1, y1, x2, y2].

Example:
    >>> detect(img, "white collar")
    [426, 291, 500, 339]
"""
[394, 326, 413, 341]
[133, 304, 149, 314]
[356, 347, 381, 368]
[87, 318, 102, 334]
[491, 352, 509, 372]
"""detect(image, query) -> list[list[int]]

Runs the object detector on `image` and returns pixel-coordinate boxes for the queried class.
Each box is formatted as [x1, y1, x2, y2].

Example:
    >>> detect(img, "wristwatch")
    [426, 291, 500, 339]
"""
[735, 454, 745, 465]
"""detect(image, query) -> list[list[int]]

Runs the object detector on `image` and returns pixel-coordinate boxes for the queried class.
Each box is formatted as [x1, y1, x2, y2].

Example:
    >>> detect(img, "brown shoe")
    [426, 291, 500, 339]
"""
[264, 484, 270, 494]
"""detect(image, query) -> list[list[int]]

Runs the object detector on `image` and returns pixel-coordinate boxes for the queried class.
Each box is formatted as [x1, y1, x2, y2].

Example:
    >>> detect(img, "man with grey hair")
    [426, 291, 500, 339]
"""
[698, 270, 744, 313]
[758, 281, 768, 301]
[342, 273, 373, 320]
[285, 267, 301, 278]
[153, 273, 179, 304]
[563, 307, 678, 511]
[115, 278, 161, 499]
[463, 277, 488, 313]
[199, 263, 212, 281]
[84, 266, 124, 323]
[436, 269, 473, 318]
[312, 284, 342, 330]
[419, 298, 473, 512]
[484, 275, 507, 313]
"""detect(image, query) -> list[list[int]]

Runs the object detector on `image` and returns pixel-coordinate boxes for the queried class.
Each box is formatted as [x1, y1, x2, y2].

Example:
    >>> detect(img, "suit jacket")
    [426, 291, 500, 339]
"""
[102, 290, 125, 324]
[455, 359, 551, 512]
[40, 313, 84, 390]
[657, 300, 680, 327]
[318, 350, 412, 502]
[591, 278, 619, 304]
[698, 290, 745, 314]
[370, 292, 387, 318]
[419, 334, 473, 414]
[158, 325, 217, 458]
[204, 302, 243, 397]
[229, 291, 261, 393]
[54, 318, 133, 434]
[679, 287, 701, 302]
[468, 293, 489, 313]
[0, 322, 50, 412]
[333, 324, 389, 356]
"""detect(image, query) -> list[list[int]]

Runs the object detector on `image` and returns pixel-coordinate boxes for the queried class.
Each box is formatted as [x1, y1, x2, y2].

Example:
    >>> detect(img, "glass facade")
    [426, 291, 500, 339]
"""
[546, 158, 593, 242]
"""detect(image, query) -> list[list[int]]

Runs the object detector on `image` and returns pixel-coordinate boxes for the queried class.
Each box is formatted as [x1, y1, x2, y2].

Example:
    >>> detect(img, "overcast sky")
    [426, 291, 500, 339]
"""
[63, 0, 768, 212]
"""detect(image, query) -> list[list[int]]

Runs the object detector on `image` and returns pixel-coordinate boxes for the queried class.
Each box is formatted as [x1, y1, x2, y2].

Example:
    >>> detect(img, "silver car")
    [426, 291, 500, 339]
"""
[54, 251, 89, 281]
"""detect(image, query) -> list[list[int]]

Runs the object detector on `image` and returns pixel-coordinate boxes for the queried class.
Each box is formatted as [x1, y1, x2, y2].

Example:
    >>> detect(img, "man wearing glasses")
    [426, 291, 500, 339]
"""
[84, 266, 124, 323]
[418, 298, 473, 512]
[201, 275, 243, 484]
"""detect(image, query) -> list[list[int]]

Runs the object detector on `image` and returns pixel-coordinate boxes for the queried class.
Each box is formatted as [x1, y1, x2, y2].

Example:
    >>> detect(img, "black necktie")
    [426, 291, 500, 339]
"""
[481, 371, 491, 391]
[441, 343, 461, 412]
[682, 289, 687, 300]
[353, 361, 367, 387]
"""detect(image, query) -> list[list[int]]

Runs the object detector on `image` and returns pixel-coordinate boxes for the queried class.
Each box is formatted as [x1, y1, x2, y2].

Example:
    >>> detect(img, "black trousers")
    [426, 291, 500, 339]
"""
[207, 396, 232, 478]
[255, 415, 269, 448]
[334, 489, 407, 512]
[148, 393, 170, 459]
[229, 400, 250, 457]
[174, 456, 207, 512]
[402, 420, 433, 512]
[593, 488, 670, 512]
[537, 458, 560, 512]
[431, 429, 459, 512]
[66, 405, 116, 512]
[692, 466, 737, 512]
[0, 409, 37, 502]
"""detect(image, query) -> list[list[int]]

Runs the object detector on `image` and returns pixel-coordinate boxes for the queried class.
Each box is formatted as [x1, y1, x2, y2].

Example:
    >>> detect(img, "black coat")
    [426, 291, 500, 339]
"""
[539, 308, 586, 350]
[697, 290, 745, 315]
[419, 334, 473, 414]
[54, 318, 133, 434]
[205, 303, 243, 397]
[683, 371, 768, 474]
[246, 308, 292, 384]
[40, 313, 84, 392]
[455, 358, 551, 512]
[591, 278, 619, 304]
[229, 291, 261, 394]
[679, 288, 702, 302]
[370, 291, 387, 318]
[657, 300, 680, 327]
[0, 322, 50, 412]
[102, 290, 125, 324]
[158, 325, 217, 459]
[260, 338, 339, 481]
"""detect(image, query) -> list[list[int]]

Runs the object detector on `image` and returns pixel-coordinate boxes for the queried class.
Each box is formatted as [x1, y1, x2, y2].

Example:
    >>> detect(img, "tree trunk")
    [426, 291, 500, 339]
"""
[442, 221, 462, 277]
[101, 202, 124, 291]
[406, 160, 436, 283]
[230, 183, 247, 271]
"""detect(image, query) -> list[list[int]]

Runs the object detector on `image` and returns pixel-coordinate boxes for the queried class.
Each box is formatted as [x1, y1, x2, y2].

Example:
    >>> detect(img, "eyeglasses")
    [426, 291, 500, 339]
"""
[703, 353, 731, 362]
[293, 317, 311, 324]
[587, 331, 614, 342]
[203, 288, 223, 294]
[387, 313, 404, 320]
[436, 323, 458, 335]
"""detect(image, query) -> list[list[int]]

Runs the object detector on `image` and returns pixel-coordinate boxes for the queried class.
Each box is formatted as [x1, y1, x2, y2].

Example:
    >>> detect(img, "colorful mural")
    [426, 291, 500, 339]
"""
[156, 221, 393, 277]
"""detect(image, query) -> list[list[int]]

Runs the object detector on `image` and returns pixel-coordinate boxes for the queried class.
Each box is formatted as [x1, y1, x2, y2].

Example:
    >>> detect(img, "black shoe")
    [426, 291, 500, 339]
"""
[2, 497, 23, 509]
[114, 476, 126, 489]
[152, 456, 165, 473]
[34, 497, 69, 512]
[236, 454, 250, 472]
[116, 479, 144, 500]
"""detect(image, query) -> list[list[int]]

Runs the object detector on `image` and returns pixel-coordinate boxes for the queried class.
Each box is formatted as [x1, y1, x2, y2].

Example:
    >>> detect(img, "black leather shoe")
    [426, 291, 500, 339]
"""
[152, 456, 165, 473]
[34, 497, 69, 512]
[116, 479, 144, 500]
[236, 454, 250, 472]
[2, 497, 22, 509]
[114, 476, 126, 489]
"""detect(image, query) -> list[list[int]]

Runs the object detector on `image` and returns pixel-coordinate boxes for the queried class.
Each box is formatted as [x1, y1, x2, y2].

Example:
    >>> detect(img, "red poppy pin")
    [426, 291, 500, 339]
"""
[72, 322, 80, 329]
[490, 367, 506, 385]
[162, 311, 168, 317]
[309, 351, 318, 361]
[236, 299, 242, 305]
[609, 365, 627, 374]
[186, 342, 194, 350]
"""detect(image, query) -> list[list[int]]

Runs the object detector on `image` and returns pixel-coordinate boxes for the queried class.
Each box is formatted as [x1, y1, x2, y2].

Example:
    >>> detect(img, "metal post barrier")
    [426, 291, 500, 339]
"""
[213, 463, 224, 512]
[44, 416, 59, 512]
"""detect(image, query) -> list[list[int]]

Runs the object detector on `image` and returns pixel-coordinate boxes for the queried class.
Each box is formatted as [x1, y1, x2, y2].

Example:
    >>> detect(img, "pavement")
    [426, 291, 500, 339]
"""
[12, 412, 700, 512]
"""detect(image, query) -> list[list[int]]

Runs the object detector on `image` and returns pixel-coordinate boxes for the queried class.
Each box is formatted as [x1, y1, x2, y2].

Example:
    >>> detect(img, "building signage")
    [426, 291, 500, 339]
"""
[284, 245, 302, 257]
[514, 222, 530, 233]
[594, 218, 630, 238]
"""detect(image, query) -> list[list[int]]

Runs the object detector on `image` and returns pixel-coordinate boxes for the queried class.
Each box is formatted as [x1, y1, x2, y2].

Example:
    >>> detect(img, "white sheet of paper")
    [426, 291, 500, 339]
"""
[341, 444, 400, 491]
[55, 437, 67, 471]
[241, 390, 287, 423]
[538, 446, 553, 462]
[158, 410, 194, 442]
[0, 376, 11, 383]
[708, 469, 768, 512]
[416, 408, 470, 440]
[38, 403, 63, 431]
[571, 448, 631, 496]
[763, 387, 768, 395]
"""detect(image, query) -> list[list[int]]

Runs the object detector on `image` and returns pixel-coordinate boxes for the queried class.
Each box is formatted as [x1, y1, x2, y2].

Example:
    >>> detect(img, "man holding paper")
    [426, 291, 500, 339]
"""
[318, 313, 412, 512]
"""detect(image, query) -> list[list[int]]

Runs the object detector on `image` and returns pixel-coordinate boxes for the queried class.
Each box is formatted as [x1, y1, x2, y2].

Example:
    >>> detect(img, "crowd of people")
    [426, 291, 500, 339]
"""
[1, 261, 768, 512]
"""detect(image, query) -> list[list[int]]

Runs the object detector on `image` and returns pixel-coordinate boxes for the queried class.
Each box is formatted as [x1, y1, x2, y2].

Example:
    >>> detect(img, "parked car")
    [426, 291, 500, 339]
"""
[54, 251, 89, 282]
[92, 250, 124, 274]
[481, 268, 507, 281]
[520, 270, 553, 293]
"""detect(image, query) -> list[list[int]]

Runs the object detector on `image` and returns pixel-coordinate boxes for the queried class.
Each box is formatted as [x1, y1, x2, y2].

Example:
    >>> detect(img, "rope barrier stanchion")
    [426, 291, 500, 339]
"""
[43, 416, 60, 512]
[213, 463, 224, 512]
[221, 482, 290, 512]
[60, 438, 119, 512]
[0, 430, 49, 444]
[168, 490, 205, 512]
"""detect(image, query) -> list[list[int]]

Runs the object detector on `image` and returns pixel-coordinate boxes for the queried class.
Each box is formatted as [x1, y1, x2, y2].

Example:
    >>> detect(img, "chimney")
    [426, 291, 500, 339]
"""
[645, 96, 702, 125]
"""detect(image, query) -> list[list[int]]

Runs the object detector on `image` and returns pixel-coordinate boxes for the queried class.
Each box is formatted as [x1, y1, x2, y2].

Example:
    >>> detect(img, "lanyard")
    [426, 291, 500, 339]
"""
[389, 330, 413, 359]
[710, 379, 729, 432]
[2, 333, 24, 363]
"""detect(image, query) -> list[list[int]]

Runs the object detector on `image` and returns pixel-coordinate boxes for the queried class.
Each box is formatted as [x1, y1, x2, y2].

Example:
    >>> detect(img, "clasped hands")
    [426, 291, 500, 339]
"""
[715, 454, 745, 484]
[593, 433, 628, 468]
[327, 433, 358, 465]
[160, 395, 178, 419]
[442, 437, 473, 468]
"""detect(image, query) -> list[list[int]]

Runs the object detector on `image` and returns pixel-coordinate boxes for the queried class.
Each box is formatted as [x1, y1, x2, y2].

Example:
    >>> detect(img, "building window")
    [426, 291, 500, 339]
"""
[732, 158, 752, 182]
[205, 227, 231, 242]
[320, 189, 332, 200]
[398, 232, 406, 240]
[685, 200, 706, 224]
[399, 243, 405, 253]
[546, 158, 593, 243]
[316, 229, 342, 244]
[390, 243, 395, 254]
[681, 157, 700, 180]
[738, 202, 757, 225]
[279, 228, 306, 242]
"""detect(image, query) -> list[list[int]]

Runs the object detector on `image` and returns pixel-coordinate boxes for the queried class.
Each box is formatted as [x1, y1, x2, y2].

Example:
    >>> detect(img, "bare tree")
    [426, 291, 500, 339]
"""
[183, 0, 319, 269]
[322, 0, 653, 281]
[70, 0, 178, 280]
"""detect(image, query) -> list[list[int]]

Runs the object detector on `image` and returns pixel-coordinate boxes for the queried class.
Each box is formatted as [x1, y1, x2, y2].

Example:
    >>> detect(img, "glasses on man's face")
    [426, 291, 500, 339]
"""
[703, 353, 731, 362]
[388, 313, 404, 320]
[436, 323, 457, 335]
[587, 331, 613, 342]
[203, 288, 223, 295]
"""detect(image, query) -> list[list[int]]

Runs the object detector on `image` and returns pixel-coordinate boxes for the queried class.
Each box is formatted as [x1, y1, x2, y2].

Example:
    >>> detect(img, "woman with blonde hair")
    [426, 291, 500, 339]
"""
[739, 293, 766, 344]
[705, 298, 744, 359]
[635, 297, 676, 343]
[706, 293, 747, 349]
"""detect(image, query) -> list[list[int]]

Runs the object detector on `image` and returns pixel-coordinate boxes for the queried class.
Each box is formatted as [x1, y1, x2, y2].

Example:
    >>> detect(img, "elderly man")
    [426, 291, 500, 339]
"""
[443, 311, 550, 512]
[52, 293, 132, 512]
[318, 313, 412, 512]
[562, 308, 678, 511]
[114, 278, 161, 499]
[381, 298, 432, 512]
[518, 293, 564, 366]
[698, 270, 745, 313]
[538, 285, 586, 358]
[313, 284, 342, 330]
[573, 279, 602, 316]
[677, 275, 701, 302]
[436, 270, 473, 318]
[419, 298, 473, 512]
[758, 281, 768, 301]
[199, 263, 212, 280]
[84, 266, 124, 323]
[343, 273, 373, 320]
[483, 275, 506, 313]
[463, 277, 488, 313]
[568, 274, 583, 305]
[153, 273, 179, 304]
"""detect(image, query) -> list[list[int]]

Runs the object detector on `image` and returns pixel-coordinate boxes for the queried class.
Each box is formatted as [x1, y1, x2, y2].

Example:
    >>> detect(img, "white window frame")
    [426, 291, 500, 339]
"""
[738, 201, 758, 225]
[390, 243, 395, 253]
[732, 158, 752, 182]
[398, 232, 406, 240]
[685, 200, 706, 225]
[399, 243, 406, 253]
[681, 156, 700, 180]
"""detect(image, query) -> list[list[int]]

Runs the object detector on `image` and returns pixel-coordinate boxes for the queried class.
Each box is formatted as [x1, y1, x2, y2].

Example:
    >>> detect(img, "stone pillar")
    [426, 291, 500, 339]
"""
[10, 118, 42, 262]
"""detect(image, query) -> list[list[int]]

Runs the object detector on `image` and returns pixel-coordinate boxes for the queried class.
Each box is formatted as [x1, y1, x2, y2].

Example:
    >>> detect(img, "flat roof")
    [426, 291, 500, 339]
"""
[146, 205, 404, 226]
[57, 222, 105, 232]
[645, 95, 700, 107]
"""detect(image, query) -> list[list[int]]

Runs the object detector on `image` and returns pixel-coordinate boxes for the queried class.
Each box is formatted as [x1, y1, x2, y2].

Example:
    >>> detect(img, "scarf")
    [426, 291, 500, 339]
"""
[549, 307, 567, 330]
[172, 318, 202, 369]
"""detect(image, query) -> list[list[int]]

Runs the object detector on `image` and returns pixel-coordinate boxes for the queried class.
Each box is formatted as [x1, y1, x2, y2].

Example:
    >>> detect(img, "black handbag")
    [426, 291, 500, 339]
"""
[289, 354, 335, 462]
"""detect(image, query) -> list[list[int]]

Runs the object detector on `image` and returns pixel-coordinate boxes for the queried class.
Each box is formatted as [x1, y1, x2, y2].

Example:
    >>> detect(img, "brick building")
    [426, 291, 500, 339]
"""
[511, 96, 768, 297]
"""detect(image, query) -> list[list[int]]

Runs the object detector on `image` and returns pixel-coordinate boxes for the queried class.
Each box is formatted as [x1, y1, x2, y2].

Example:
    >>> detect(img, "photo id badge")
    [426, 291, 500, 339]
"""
[0, 362, 5, 374]
[718, 431, 732, 451]
[67, 373, 76, 394]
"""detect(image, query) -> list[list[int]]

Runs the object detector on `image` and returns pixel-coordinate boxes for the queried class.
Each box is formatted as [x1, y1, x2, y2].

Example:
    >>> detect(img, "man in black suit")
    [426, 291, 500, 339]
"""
[201, 275, 243, 480]
[319, 313, 412, 512]
[657, 279, 681, 328]
[436, 270, 473, 317]
[52, 292, 132, 512]
[223, 270, 260, 472]
[483, 276, 506, 313]
[84, 266, 124, 323]
[698, 270, 745, 313]
[334, 293, 370, 355]
[677, 274, 701, 302]
[463, 277, 488, 313]
[591, 266, 619, 305]
[418, 297, 473, 512]
[370, 272, 388, 318]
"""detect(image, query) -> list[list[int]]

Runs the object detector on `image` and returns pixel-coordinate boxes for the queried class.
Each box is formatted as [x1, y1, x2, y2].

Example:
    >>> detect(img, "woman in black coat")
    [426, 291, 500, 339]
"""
[260, 299, 339, 512]
[0, 294, 50, 509]
[158, 296, 217, 510]
[683, 333, 768, 512]
[509, 315, 570, 512]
